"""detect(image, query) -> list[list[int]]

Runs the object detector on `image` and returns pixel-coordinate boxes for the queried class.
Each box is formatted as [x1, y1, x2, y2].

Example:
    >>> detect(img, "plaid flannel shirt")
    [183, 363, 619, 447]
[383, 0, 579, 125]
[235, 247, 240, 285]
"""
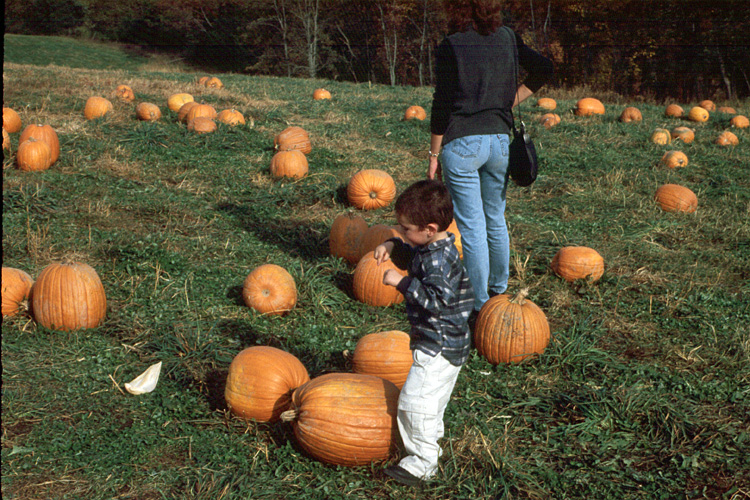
[389, 234, 474, 366]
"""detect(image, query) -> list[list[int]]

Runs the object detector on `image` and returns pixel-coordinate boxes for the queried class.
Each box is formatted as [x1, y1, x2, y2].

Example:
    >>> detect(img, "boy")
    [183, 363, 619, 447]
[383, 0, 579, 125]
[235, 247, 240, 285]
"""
[373, 179, 474, 487]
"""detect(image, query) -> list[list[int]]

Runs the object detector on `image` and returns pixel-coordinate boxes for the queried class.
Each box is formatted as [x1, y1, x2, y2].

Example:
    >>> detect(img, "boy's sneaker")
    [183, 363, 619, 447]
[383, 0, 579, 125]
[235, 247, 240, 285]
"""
[383, 465, 424, 487]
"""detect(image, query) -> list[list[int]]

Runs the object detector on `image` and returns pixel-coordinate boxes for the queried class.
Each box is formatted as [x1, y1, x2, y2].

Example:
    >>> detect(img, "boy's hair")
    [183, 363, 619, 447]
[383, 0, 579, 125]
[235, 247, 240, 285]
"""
[394, 180, 453, 231]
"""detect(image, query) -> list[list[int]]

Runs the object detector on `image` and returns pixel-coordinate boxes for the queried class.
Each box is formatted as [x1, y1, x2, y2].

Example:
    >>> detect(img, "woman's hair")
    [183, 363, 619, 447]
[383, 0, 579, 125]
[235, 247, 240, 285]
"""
[444, 0, 504, 36]
[394, 180, 454, 232]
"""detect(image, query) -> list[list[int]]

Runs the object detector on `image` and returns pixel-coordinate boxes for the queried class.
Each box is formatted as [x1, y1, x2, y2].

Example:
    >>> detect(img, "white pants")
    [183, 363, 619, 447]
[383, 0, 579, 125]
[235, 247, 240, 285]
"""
[397, 350, 462, 480]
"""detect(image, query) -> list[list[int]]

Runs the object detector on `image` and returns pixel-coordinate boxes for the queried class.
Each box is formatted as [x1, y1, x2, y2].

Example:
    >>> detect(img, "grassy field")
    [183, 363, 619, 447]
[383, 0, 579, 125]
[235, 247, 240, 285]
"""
[2, 34, 750, 500]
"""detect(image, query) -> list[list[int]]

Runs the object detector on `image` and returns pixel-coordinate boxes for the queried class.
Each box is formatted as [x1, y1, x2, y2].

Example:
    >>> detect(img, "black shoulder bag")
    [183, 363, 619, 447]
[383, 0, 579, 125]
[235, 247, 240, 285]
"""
[507, 28, 539, 187]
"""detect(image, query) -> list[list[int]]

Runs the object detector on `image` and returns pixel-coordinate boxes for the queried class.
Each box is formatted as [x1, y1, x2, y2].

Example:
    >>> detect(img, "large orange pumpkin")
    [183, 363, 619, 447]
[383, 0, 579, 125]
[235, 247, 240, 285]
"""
[225, 346, 310, 422]
[550, 246, 605, 282]
[404, 105, 427, 121]
[540, 113, 561, 129]
[715, 131, 739, 146]
[717, 106, 737, 115]
[619, 106, 642, 123]
[3, 107, 23, 133]
[574, 98, 605, 116]
[665, 104, 684, 118]
[185, 103, 217, 124]
[135, 102, 162, 122]
[2, 128, 9, 151]
[274, 126, 312, 155]
[167, 93, 194, 113]
[2, 267, 34, 317]
[473, 289, 550, 365]
[357, 224, 402, 262]
[32, 260, 107, 331]
[688, 106, 709, 122]
[280, 373, 400, 466]
[205, 77, 223, 89]
[187, 117, 217, 134]
[730, 115, 749, 128]
[655, 184, 698, 213]
[19, 124, 60, 164]
[115, 85, 135, 103]
[216, 108, 246, 126]
[270, 150, 309, 179]
[177, 101, 199, 123]
[84, 96, 113, 120]
[329, 212, 369, 265]
[698, 100, 715, 112]
[537, 97, 557, 110]
[351, 330, 412, 389]
[661, 150, 689, 169]
[651, 128, 672, 145]
[347, 169, 396, 210]
[16, 138, 52, 172]
[671, 126, 695, 144]
[313, 88, 332, 100]
[352, 251, 407, 307]
[242, 264, 297, 315]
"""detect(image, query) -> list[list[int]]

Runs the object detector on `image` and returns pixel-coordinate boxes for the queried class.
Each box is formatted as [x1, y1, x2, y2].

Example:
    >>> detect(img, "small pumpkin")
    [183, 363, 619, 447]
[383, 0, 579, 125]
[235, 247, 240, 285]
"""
[115, 85, 135, 102]
[274, 126, 312, 154]
[655, 184, 697, 213]
[16, 138, 52, 172]
[717, 106, 737, 114]
[358, 224, 402, 262]
[404, 105, 427, 121]
[187, 116, 217, 134]
[313, 88, 332, 100]
[474, 288, 550, 365]
[671, 126, 695, 144]
[540, 113, 561, 129]
[347, 169, 397, 210]
[2, 267, 34, 317]
[280, 373, 400, 467]
[550, 246, 605, 283]
[329, 212, 369, 265]
[3, 107, 23, 133]
[574, 98, 605, 116]
[185, 103, 218, 124]
[352, 251, 407, 307]
[225, 346, 310, 422]
[197, 76, 210, 85]
[537, 97, 557, 110]
[661, 150, 688, 169]
[698, 100, 715, 112]
[242, 264, 297, 315]
[177, 101, 199, 123]
[715, 131, 739, 146]
[167, 93, 194, 113]
[216, 108, 246, 126]
[205, 77, 223, 89]
[270, 150, 309, 179]
[2, 128, 10, 151]
[32, 260, 107, 331]
[19, 124, 60, 164]
[651, 128, 672, 145]
[688, 106, 709, 123]
[350, 330, 412, 389]
[135, 102, 162, 122]
[84, 96, 113, 120]
[730, 115, 749, 128]
[619, 106, 642, 123]
[665, 104, 684, 118]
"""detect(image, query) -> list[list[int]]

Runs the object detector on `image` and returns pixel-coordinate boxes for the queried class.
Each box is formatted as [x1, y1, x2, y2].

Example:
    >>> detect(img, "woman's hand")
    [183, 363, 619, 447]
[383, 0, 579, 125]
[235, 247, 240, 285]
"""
[428, 157, 442, 181]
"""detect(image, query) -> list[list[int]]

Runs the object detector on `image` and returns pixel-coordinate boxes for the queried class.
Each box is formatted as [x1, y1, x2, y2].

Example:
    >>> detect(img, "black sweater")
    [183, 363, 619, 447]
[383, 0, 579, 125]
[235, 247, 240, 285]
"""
[431, 26, 554, 146]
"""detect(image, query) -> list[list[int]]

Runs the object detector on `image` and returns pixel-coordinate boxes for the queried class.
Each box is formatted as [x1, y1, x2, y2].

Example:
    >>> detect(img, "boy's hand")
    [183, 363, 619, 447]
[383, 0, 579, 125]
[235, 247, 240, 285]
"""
[382, 269, 403, 287]
[373, 241, 394, 264]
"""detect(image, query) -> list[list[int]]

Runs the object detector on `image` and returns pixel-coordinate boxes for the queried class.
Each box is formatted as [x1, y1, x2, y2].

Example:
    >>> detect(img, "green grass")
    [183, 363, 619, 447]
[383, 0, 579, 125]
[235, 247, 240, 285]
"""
[3, 35, 750, 500]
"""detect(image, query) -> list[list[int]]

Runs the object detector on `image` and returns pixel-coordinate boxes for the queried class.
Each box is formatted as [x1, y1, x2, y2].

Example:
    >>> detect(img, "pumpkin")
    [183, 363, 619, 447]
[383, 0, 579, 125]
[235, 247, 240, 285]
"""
[187, 116, 217, 134]
[2, 267, 34, 317]
[473, 288, 550, 365]
[537, 97, 557, 110]
[32, 260, 107, 331]
[404, 105, 427, 121]
[274, 126, 312, 155]
[665, 104, 684, 118]
[115, 85, 135, 102]
[225, 346, 310, 422]
[329, 212, 369, 266]
[177, 101, 199, 123]
[3, 107, 22, 133]
[350, 330, 412, 389]
[698, 100, 715, 111]
[718, 106, 737, 114]
[651, 128, 672, 145]
[242, 264, 297, 315]
[661, 150, 688, 169]
[540, 113, 561, 129]
[84, 96, 113, 120]
[19, 124, 60, 165]
[167, 93, 194, 112]
[347, 169, 396, 210]
[730, 115, 749, 128]
[205, 77, 223, 89]
[655, 184, 698, 213]
[16, 138, 52, 172]
[216, 108, 246, 126]
[352, 251, 407, 307]
[280, 373, 400, 467]
[447, 219, 463, 259]
[574, 98, 605, 116]
[197, 76, 210, 85]
[551, 246, 605, 283]
[185, 103, 217, 124]
[270, 150, 309, 179]
[715, 131, 739, 146]
[2, 128, 10, 151]
[358, 224, 402, 262]
[688, 106, 709, 122]
[619, 106, 642, 123]
[135, 102, 162, 122]
[671, 126, 695, 143]
[313, 88, 332, 100]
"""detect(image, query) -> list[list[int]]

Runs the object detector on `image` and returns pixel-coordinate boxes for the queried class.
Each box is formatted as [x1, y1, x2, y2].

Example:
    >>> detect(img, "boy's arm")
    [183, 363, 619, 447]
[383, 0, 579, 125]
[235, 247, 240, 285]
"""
[396, 262, 455, 314]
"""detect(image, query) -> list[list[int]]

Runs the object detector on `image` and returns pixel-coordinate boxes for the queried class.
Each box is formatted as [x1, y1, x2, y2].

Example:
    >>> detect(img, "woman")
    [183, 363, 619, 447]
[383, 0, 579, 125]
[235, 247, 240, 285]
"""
[428, 0, 553, 313]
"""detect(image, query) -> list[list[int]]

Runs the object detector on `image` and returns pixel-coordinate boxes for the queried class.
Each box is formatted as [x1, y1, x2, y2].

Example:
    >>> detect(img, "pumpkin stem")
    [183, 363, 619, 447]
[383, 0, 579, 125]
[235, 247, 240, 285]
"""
[280, 409, 298, 422]
[510, 288, 529, 305]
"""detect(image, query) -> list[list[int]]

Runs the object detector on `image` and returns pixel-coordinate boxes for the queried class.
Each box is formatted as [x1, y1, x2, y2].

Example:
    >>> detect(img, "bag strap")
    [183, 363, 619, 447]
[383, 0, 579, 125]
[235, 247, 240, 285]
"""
[505, 27, 524, 132]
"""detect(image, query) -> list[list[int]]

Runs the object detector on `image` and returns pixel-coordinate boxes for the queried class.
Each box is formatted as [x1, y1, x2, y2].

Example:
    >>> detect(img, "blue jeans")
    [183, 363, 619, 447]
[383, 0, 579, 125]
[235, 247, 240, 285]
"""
[441, 134, 510, 311]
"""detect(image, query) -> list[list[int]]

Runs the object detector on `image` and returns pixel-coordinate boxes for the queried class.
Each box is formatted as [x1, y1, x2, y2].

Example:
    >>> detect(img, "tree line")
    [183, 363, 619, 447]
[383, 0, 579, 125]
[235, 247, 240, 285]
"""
[5, 0, 750, 100]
